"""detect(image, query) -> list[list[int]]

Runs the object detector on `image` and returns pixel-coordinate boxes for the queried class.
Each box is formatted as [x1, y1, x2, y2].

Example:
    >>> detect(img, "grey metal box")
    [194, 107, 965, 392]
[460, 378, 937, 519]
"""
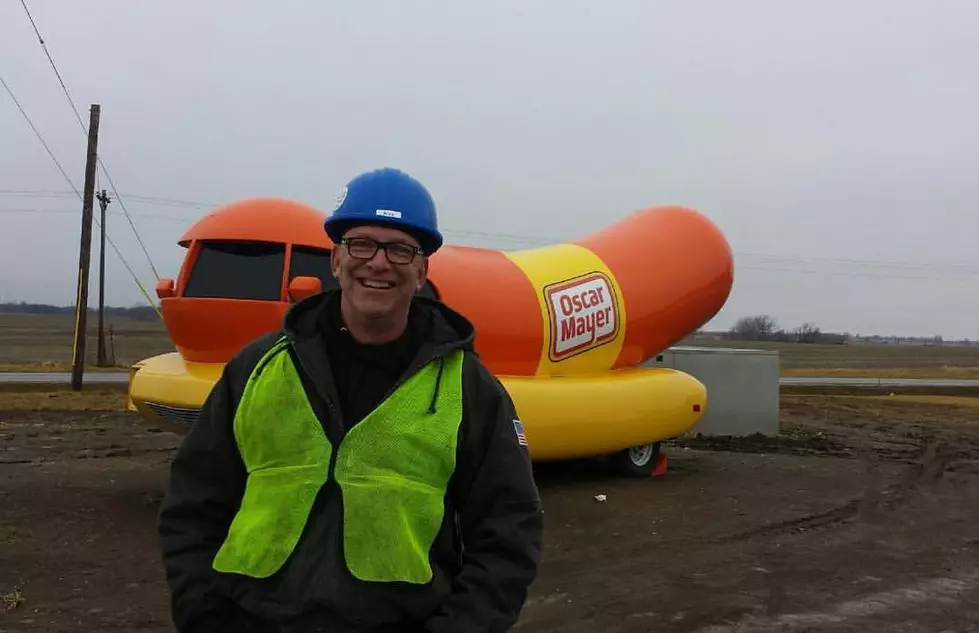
[643, 346, 781, 436]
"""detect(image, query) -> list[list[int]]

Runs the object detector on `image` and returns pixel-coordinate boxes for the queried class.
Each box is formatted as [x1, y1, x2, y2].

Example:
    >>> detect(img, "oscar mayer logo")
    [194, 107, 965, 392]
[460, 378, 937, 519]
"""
[544, 272, 620, 361]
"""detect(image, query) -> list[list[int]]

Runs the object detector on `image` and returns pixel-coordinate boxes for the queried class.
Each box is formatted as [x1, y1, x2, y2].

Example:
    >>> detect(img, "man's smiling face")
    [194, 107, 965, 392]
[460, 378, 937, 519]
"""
[331, 223, 428, 323]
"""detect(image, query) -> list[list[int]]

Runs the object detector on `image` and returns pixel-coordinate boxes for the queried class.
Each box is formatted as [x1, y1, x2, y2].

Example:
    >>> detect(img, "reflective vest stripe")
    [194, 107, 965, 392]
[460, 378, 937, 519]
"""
[212, 338, 465, 585]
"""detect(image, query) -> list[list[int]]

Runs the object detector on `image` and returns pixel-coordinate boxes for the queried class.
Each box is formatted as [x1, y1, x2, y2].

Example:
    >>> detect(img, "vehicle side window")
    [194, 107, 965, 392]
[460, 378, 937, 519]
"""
[184, 240, 285, 301]
[289, 246, 340, 298]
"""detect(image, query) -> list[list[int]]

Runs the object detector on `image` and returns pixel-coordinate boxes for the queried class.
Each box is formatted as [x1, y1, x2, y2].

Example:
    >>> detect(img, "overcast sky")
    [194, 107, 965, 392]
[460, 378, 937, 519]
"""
[1, 0, 976, 339]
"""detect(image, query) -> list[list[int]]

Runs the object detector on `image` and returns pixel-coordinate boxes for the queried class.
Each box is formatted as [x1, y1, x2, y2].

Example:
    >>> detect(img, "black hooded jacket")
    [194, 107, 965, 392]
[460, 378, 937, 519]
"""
[157, 290, 543, 633]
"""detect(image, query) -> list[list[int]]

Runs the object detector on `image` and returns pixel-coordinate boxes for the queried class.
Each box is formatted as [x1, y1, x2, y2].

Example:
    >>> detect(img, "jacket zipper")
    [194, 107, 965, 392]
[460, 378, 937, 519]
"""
[284, 334, 345, 480]
[284, 334, 456, 478]
[285, 333, 466, 584]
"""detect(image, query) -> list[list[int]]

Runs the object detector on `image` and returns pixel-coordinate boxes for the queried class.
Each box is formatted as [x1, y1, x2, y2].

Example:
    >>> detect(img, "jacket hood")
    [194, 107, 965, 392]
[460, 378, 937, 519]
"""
[282, 288, 476, 356]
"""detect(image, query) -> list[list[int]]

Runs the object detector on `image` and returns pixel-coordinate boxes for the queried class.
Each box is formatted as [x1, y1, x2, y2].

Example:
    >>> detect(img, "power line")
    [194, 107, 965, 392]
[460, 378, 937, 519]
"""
[4, 208, 979, 283]
[736, 251, 979, 273]
[96, 164, 161, 279]
[17, 0, 86, 131]
[0, 76, 80, 198]
[18, 0, 160, 281]
[0, 78, 160, 316]
[4, 205, 979, 272]
[5, 191, 975, 275]
[737, 264, 979, 282]
[4, 195, 976, 273]
[0, 207, 198, 223]
[6, 189, 978, 275]
[0, 189, 219, 209]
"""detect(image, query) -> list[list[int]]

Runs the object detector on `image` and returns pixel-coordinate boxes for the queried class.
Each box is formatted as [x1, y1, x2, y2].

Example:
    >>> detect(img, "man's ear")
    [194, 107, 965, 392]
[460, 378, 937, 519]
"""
[331, 248, 340, 278]
[416, 257, 429, 291]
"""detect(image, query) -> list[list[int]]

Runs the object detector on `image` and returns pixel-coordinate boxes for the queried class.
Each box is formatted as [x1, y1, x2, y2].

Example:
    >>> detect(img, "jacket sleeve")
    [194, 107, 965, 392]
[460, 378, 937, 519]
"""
[424, 358, 544, 633]
[157, 360, 248, 632]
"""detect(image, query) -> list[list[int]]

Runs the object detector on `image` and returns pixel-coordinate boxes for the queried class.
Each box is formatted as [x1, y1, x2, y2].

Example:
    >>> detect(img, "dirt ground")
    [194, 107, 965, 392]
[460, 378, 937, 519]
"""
[3, 394, 979, 632]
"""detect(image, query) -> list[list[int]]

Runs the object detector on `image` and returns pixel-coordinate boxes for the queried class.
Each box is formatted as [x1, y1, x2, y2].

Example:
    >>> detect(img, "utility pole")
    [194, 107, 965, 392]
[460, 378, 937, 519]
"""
[70, 104, 101, 390]
[96, 188, 111, 366]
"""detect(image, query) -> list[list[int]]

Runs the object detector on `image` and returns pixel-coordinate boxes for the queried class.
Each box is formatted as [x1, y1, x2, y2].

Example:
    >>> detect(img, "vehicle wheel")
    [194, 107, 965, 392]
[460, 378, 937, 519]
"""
[609, 442, 662, 478]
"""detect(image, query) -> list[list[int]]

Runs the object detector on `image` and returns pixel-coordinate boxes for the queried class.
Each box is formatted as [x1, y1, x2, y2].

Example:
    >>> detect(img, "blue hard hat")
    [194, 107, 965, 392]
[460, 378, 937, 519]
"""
[324, 168, 443, 255]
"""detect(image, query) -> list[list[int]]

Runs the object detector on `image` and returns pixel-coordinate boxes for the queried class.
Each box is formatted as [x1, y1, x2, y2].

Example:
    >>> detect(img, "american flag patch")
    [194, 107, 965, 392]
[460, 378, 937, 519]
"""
[512, 419, 528, 446]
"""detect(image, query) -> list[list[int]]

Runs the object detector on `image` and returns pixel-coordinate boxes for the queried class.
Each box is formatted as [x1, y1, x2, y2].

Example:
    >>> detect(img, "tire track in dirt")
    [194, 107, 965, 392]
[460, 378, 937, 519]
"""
[694, 569, 979, 632]
[515, 433, 963, 632]
[714, 432, 953, 544]
[1, 445, 176, 465]
[1, 411, 179, 467]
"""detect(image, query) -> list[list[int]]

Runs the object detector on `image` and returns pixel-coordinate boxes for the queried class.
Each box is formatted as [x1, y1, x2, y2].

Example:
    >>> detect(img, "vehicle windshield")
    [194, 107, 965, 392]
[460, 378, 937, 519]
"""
[183, 240, 285, 301]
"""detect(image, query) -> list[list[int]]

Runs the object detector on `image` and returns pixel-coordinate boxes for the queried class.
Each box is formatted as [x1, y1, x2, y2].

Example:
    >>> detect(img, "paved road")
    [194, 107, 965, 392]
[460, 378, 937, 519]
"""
[779, 376, 979, 387]
[0, 372, 130, 384]
[3, 372, 979, 388]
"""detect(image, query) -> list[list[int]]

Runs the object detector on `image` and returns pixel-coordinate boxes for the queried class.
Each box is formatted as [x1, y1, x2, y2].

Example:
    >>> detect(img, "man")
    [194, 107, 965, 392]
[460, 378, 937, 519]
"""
[158, 168, 543, 633]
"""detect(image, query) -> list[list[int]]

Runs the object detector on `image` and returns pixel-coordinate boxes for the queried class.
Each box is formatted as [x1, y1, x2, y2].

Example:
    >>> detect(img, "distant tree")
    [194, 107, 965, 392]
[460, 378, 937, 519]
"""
[794, 322, 822, 344]
[730, 315, 779, 341]
[821, 332, 850, 345]
[0, 301, 160, 320]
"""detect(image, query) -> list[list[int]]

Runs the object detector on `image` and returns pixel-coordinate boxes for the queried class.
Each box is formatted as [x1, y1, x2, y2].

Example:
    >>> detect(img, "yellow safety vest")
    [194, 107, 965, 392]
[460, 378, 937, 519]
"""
[211, 336, 465, 585]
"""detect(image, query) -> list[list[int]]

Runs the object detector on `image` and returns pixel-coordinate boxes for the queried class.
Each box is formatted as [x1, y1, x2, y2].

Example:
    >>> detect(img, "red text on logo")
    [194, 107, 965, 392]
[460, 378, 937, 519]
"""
[545, 273, 618, 361]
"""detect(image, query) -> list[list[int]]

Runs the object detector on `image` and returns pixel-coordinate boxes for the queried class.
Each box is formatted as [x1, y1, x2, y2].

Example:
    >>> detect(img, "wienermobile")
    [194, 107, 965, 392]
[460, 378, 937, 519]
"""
[127, 197, 734, 476]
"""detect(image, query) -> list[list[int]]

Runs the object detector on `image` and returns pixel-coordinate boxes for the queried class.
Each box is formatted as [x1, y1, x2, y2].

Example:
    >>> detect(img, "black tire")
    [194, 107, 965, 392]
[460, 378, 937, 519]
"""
[609, 442, 662, 478]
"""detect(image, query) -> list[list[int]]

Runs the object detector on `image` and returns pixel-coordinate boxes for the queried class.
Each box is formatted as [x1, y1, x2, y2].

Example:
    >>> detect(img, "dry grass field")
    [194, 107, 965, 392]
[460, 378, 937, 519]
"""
[3, 312, 979, 382]
[0, 383, 130, 411]
[680, 335, 979, 377]
[0, 313, 173, 372]
[4, 312, 979, 378]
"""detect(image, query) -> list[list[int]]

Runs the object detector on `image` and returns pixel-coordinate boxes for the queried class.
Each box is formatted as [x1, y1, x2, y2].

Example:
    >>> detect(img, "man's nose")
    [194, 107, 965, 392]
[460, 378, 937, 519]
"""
[365, 248, 392, 270]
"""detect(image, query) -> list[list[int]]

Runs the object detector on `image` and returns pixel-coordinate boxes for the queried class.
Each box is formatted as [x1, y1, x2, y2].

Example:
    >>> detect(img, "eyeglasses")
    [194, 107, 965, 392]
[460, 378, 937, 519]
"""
[340, 236, 423, 265]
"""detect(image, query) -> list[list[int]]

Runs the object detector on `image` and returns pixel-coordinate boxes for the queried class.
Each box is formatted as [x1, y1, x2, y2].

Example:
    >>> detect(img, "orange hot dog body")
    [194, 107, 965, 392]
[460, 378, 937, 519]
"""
[423, 246, 543, 376]
[574, 206, 734, 369]
[159, 199, 733, 375]
[427, 206, 733, 374]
